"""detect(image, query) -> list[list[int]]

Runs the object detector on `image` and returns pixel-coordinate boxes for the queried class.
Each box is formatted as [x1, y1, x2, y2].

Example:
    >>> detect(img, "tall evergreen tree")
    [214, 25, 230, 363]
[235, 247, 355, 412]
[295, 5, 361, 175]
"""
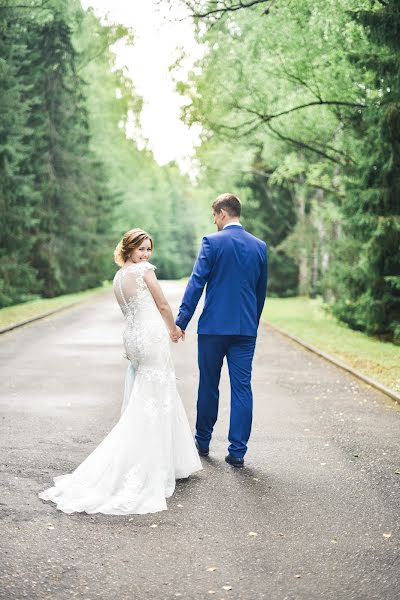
[240, 149, 299, 296]
[0, 1, 117, 305]
[329, 1, 400, 340]
[0, 7, 41, 306]
[23, 16, 113, 296]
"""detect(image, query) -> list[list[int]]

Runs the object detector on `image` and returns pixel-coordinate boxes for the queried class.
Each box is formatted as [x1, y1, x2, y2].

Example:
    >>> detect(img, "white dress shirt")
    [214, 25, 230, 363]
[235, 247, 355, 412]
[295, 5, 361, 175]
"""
[223, 222, 243, 229]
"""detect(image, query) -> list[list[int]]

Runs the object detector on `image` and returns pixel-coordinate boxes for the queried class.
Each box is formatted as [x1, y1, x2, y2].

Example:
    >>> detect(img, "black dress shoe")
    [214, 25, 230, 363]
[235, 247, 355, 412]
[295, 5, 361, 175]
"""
[225, 454, 244, 468]
[195, 439, 209, 457]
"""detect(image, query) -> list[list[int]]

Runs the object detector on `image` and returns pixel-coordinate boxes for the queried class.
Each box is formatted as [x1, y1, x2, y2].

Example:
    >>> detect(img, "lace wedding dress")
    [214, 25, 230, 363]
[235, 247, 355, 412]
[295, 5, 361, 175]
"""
[38, 261, 202, 514]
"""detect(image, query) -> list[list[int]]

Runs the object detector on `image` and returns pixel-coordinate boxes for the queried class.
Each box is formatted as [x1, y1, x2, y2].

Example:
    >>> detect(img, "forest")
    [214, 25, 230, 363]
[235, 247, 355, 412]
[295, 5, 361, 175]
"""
[0, 0, 204, 307]
[0, 0, 399, 342]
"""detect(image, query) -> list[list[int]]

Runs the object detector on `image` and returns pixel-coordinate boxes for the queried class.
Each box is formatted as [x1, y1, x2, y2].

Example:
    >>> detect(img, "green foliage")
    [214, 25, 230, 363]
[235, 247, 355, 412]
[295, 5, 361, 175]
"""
[0, 7, 41, 305]
[171, 0, 400, 340]
[328, 1, 400, 341]
[174, 0, 364, 297]
[0, 0, 116, 305]
[0, 0, 202, 308]
[238, 148, 299, 296]
[23, 16, 115, 296]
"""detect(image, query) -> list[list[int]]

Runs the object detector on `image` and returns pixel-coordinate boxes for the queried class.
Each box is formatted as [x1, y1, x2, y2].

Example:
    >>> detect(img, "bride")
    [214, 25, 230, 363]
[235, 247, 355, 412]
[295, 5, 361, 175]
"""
[38, 228, 202, 514]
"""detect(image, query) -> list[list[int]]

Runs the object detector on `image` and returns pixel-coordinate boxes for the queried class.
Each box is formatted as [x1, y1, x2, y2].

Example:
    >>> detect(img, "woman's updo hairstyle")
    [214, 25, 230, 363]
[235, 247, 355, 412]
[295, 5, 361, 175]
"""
[114, 228, 153, 267]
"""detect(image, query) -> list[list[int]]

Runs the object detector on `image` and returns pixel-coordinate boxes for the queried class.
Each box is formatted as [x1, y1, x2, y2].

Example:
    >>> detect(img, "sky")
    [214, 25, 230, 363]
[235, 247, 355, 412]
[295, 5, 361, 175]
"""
[80, 0, 204, 172]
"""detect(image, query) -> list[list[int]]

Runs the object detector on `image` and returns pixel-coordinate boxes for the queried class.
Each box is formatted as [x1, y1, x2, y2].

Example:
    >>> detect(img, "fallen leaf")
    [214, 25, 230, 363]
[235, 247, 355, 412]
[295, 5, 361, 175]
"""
[248, 531, 258, 537]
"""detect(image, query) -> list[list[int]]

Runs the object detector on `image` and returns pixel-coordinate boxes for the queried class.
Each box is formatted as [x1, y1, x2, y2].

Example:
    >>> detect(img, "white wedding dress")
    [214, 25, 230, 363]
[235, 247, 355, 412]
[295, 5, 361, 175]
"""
[38, 261, 202, 514]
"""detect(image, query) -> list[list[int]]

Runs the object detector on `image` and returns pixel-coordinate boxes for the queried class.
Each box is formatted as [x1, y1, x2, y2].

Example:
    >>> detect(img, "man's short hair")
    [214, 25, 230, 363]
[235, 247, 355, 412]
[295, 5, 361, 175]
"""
[212, 193, 241, 217]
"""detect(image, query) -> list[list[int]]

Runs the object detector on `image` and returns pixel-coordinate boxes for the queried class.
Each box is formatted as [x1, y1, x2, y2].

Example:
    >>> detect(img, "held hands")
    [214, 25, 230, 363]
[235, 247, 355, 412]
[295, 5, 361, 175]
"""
[169, 325, 185, 343]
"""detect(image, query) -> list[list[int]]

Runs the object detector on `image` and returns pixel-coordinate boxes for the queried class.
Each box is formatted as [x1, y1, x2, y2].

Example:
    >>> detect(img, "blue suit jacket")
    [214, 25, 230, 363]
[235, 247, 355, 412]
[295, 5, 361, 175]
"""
[176, 225, 268, 336]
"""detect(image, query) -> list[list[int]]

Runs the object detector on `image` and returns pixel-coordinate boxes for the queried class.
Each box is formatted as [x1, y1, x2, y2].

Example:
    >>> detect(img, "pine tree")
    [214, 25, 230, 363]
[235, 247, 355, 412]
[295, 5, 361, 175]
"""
[23, 15, 113, 296]
[330, 1, 400, 341]
[0, 7, 41, 306]
[241, 149, 299, 297]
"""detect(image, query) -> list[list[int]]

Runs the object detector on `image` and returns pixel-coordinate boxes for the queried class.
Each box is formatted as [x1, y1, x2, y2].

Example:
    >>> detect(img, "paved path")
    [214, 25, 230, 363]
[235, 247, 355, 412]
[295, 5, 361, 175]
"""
[1, 282, 399, 600]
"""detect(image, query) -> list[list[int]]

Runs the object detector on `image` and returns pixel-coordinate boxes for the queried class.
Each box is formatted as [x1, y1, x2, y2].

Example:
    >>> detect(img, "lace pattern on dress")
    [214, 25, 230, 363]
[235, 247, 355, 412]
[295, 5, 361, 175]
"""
[113, 262, 175, 420]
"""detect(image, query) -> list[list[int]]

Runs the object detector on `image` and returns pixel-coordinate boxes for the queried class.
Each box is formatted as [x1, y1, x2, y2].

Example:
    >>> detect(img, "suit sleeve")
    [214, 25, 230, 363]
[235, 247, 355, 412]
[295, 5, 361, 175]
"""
[256, 243, 268, 324]
[176, 237, 214, 330]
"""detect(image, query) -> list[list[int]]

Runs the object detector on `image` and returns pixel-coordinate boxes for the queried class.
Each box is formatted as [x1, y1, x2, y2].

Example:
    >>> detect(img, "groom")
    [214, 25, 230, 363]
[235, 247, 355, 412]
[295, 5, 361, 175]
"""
[175, 193, 268, 468]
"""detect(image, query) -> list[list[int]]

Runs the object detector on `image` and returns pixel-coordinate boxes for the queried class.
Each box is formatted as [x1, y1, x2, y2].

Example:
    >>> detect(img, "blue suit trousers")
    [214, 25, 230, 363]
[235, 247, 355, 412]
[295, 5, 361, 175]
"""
[196, 334, 257, 459]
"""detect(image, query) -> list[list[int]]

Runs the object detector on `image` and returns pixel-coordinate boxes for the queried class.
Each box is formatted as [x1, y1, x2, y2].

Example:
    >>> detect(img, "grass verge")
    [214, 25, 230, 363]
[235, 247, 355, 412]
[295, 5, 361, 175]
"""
[262, 296, 400, 393]
[0, 283, 112, 330]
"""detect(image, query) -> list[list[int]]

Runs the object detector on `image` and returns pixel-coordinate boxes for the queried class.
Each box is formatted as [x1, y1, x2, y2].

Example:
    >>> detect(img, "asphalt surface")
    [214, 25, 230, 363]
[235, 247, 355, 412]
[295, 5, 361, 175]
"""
[1, 282, 399, 600]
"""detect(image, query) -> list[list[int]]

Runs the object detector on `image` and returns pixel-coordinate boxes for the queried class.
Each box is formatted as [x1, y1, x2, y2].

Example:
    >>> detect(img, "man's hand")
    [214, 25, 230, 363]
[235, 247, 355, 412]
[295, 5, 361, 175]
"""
[170, 325, 184, 343]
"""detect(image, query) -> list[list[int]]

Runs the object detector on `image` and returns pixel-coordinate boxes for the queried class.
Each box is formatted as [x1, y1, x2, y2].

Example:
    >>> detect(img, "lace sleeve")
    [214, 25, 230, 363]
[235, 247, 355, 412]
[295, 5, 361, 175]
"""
[136, 262, 157, 275]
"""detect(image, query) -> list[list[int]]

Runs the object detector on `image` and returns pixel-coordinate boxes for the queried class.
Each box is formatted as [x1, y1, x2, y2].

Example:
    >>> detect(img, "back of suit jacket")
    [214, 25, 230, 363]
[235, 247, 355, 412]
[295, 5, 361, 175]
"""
[176, 225, 268, 336]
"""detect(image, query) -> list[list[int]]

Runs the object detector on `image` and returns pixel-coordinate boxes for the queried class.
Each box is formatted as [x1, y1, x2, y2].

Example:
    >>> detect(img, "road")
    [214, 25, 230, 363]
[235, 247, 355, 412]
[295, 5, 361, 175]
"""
[0, 282, 399, 600]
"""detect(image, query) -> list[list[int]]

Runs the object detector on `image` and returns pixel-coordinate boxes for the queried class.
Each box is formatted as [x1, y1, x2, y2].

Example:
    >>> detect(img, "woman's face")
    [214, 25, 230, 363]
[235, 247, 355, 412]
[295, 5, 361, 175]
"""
[129, 238, 152, 263]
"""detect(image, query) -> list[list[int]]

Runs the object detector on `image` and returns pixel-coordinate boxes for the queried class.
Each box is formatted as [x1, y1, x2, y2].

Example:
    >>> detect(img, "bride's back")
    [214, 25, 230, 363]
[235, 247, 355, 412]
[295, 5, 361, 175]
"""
[113, 262, 171, 369]
[113, 263, 157, 319]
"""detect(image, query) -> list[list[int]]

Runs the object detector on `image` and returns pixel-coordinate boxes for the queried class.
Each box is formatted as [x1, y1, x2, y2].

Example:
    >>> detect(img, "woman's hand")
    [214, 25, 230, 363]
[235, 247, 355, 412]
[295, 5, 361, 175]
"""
[170, 325, 184, 343]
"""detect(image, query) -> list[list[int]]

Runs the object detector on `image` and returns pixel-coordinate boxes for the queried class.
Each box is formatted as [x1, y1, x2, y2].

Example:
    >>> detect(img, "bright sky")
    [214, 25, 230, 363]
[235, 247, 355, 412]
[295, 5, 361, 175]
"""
[80, 0, 204, 172]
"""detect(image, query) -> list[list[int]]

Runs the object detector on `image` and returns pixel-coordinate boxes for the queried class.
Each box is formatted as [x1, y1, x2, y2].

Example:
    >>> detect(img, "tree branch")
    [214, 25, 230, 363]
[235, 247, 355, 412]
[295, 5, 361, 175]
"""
[266, 122, 347, 164]
[247, 168, 344, 197]
[276, 53, 323, 101]
[236, 99, 366, 122]
[182, 0, 272, 20]
[208, 101, 356, 163]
